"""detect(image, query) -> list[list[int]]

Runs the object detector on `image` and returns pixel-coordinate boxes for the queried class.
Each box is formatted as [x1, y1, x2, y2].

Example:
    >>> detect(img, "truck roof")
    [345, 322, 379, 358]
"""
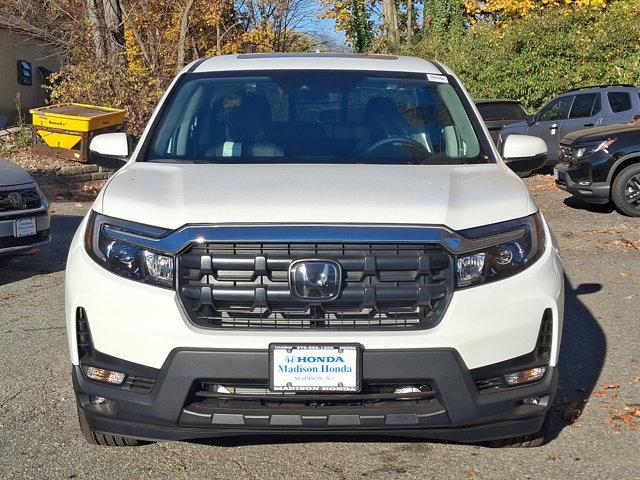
[191, 53, 445, 75]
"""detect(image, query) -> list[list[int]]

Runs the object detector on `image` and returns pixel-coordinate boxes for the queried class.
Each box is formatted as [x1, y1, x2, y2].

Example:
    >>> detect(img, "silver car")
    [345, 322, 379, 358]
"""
[0, 159, 50, 257]
[501, 85, 640, 165]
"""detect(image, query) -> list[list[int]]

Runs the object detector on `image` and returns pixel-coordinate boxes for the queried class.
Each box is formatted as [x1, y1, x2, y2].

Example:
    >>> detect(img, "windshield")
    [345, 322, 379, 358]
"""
[146, 70, 488, 165]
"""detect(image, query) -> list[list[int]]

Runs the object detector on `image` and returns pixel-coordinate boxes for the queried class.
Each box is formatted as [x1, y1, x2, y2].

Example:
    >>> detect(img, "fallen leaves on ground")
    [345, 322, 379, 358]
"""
[562, 399, 587, 424]
[601, 239, 640, 251]
[585, 228, 621, 235]
[592, 383, 640, 432]
[608, 407, 640, 431]
[529, 179, 557, 192]
[1, 148, 80, 174]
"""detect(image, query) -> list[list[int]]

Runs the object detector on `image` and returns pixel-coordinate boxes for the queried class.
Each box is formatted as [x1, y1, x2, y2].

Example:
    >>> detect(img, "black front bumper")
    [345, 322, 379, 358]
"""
[74, 348, 557, 444]
[554, 163, 610, 204]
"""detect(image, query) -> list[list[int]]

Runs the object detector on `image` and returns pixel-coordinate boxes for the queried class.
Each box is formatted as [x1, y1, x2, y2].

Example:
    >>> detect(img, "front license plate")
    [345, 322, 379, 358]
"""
[270, 344, 360, 392]
[14, 217, 36, 237]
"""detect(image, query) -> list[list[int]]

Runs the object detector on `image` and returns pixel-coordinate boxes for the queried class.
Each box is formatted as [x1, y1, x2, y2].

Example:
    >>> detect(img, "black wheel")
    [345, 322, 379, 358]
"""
[612, 163, 640, 217]
[483, 413, 550, 448]
[77, 403, 141, 446]
[516, 170, 533, 178]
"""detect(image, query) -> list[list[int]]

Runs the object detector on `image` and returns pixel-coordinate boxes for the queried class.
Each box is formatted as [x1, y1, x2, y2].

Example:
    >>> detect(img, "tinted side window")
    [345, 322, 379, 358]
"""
[476, 103, 527, 121]
[607, 92, 632, 113]
[569, 93, 598, 118]
[538, 96, 572, 122]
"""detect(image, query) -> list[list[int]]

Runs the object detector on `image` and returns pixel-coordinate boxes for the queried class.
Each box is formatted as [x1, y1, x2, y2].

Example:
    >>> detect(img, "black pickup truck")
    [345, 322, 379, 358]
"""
[554, 122, 640, 216]
[475, 99, 528, 145]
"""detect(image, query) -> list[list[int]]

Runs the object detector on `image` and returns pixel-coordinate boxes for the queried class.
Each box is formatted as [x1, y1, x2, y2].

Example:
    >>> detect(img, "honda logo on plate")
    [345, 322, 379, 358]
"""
[289, 259, 342, 300]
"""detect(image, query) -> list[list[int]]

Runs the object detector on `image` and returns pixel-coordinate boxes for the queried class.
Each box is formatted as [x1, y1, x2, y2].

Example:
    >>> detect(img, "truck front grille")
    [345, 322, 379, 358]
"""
[0, 188, 41, 213]
[177, 242, 454, 329]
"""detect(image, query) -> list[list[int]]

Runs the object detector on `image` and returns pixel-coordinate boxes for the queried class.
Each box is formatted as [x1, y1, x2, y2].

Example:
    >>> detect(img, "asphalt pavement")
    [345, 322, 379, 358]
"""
[0, 179, 638, 480]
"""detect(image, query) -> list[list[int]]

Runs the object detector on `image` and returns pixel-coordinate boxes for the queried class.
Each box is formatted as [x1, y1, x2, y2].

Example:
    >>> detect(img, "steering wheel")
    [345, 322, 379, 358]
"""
[360, 136, 430, 157]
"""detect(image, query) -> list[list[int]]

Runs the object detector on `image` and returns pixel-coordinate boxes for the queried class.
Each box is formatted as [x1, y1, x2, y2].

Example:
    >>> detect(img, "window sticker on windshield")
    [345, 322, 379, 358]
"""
[427, 74, 448, 84]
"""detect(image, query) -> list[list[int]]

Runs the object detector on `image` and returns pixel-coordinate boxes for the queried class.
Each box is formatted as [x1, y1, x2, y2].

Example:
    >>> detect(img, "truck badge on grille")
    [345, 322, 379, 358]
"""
[8, 192, 26, 210]
[289, 259, 342, 300]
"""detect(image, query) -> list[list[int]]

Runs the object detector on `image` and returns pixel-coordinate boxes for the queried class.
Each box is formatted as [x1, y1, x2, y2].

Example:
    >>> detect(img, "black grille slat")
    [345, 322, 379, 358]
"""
[178, 242, 454, 330]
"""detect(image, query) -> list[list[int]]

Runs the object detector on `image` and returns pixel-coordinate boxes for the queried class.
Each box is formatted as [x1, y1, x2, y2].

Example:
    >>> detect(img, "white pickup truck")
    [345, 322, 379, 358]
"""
[65, 53, 563, 447]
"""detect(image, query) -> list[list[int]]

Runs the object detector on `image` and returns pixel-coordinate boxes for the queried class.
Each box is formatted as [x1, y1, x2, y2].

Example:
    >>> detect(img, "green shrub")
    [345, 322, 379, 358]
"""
[13, 94, 31, 149]
[398, 1, 640, 111]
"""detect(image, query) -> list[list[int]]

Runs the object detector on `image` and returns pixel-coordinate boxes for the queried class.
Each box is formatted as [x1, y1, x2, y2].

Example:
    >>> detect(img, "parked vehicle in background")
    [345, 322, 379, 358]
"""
[475, 99, 528, 145]
[0, 159, 50, 257]
[66, 54, 562, 449]
[555, 122, 640, 216]
[501, 85, 640, 165]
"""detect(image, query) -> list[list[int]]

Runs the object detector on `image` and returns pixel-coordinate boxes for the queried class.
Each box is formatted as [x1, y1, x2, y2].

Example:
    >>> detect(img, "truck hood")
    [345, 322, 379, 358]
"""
[0, 159, 36, 188]
[563, 122, 640, 143]
[98, 163, 536, 231]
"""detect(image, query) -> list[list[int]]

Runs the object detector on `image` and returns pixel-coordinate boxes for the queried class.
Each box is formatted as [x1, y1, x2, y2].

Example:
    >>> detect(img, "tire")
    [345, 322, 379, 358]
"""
[483, 413, 550, 448]
[77, 403, 141, 447]
[611, 163, 640, 217]
[516, 170, 533, 178]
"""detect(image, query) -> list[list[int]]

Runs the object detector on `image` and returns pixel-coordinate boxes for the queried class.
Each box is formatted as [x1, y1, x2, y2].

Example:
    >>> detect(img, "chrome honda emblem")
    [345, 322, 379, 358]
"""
[8, 192, 25, 209]
[289, 259, 342, 300]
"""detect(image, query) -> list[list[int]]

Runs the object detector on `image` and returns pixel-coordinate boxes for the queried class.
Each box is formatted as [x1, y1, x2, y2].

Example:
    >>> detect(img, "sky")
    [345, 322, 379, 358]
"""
[303, 2, 347, 49]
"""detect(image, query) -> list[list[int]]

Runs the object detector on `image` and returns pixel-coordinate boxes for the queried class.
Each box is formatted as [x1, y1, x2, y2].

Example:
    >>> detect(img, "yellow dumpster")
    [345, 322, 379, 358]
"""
[30, 103, 126, 162]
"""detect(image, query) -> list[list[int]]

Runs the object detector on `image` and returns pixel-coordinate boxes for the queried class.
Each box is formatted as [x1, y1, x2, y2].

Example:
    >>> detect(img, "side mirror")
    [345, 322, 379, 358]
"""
[502, 134, 547, 174]
[89, 132, 131, 169]
[526, 114, 536, 125]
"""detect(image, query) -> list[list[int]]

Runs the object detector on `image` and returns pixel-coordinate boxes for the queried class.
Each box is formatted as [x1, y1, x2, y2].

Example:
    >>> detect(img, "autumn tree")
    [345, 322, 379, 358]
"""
[85, 0, 127, 70]
[463, 0, 610, 22]
[237, 0, 320, 52]
[320, 0, 375, 52]
[1, 0, 336, 135]
[423, 0, 465, 35]
[380, 0, 398, 42]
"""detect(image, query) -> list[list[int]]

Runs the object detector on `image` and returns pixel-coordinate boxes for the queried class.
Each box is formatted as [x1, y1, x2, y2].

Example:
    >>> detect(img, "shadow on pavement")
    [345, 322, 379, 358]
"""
[563, 196, 616, 214]
[546, 276, 606, 441]
[0, 214, 82, 286]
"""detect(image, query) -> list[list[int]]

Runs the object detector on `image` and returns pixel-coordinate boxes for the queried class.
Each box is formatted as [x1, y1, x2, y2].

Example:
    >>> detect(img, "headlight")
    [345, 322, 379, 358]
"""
[570, 139, 615, 160]
[85, 211, 174, 288]
[455, 213, 546, 288]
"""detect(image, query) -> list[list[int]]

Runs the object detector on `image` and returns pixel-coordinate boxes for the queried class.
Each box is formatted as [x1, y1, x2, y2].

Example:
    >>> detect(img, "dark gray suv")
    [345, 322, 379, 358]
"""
[500, 85, 640, 165]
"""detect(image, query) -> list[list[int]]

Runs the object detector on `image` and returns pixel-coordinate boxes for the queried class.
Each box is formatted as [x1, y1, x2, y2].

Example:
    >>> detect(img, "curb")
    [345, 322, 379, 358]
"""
[32, 164, 115, 186]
